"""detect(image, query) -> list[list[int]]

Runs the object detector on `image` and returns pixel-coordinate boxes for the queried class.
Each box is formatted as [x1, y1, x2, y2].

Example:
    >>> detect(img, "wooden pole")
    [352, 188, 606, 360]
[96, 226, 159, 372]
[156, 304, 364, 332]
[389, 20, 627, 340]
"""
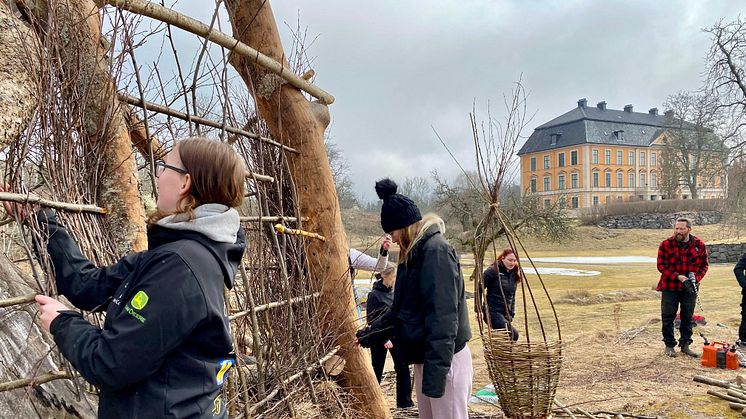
[224, 1, 389, 417]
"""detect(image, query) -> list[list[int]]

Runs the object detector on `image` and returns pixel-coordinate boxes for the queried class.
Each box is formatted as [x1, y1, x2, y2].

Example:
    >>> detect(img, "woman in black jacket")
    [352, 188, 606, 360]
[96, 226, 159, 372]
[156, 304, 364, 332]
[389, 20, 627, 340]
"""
[481, 248, 520, 341]
[6, 138, 246, 418]
[364, 265, 414, 408]
[368, 178, 472, 419]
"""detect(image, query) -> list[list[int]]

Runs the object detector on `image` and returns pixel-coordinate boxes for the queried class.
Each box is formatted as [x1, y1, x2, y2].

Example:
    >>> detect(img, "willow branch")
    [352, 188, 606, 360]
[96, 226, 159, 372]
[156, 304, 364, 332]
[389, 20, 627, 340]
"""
[106, 0, 335, 104]
[228, 292, 320, 321]
[239, 216, 306, 223]
[119, 93, 298, 154]
[0, 371, 70, 392]
[0, 294, 36, 308]
[0, 192, 107, 214]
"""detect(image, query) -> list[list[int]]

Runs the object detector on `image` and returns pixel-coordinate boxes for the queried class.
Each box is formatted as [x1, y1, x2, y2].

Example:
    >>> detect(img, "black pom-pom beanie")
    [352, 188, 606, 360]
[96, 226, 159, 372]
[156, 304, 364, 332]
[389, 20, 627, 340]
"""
[375, 178, 422, 233]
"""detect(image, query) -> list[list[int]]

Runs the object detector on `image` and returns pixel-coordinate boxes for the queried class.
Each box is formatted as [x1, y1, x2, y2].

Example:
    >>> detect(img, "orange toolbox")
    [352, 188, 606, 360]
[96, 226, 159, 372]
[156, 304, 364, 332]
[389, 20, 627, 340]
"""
[702, 342, 738, 370]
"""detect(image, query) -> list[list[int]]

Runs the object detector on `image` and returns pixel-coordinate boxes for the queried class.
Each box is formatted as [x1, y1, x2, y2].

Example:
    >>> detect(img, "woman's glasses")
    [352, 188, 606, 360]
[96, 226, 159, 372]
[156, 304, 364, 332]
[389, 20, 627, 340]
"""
[154, 161, 188, 177]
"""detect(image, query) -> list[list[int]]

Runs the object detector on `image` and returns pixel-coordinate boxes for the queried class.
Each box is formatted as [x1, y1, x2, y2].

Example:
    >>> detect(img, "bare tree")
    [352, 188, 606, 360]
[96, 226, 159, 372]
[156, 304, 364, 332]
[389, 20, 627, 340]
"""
[662, 91, 730, 199]
[399, 176, 432, 212]
[434, 80, 571, 285]
[658, 146, 683, 199]
[325, 139, 358, 209]
[705, 17, 746, 148]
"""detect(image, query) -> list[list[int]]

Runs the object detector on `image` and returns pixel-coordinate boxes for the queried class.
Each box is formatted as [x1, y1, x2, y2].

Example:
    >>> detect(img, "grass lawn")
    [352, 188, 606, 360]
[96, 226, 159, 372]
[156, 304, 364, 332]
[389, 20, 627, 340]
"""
[366, 223, 746, 418]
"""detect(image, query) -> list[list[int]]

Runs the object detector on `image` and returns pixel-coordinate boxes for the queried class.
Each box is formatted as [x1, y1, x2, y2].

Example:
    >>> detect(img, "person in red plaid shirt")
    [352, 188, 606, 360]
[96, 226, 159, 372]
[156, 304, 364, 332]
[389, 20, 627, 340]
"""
[656, 217, 708, 358]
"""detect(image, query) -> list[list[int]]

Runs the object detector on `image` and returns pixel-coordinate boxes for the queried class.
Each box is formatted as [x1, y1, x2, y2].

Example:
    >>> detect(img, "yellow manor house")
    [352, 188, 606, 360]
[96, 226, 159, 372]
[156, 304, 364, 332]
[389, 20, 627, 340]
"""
[517, 98, 726, 209]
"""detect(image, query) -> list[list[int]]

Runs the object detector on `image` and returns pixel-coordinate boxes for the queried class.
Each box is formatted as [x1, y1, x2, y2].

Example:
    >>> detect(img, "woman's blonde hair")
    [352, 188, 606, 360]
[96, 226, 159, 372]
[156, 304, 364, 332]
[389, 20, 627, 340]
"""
[396, 213, 445, 262]
[149, 137, 246, 223]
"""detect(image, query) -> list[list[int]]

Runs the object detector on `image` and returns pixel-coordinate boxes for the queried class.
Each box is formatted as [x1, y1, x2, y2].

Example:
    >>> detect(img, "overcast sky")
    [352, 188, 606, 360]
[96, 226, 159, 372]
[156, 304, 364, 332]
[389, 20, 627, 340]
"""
[160, 1, 746, 202]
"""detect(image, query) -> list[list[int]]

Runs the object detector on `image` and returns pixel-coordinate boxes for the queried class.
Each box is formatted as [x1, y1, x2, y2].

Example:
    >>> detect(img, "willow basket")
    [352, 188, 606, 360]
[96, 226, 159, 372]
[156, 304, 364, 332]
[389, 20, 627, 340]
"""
[482, 331, 563, 418]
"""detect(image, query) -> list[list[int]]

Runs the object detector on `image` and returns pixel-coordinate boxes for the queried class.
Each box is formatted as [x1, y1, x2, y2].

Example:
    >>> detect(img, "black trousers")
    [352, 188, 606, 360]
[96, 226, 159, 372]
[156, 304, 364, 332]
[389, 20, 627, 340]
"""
[370, 344, 413, 408]
[740, 291, 746, 342]
[661, 290, 696, 348]
[484, 309, 519, 341]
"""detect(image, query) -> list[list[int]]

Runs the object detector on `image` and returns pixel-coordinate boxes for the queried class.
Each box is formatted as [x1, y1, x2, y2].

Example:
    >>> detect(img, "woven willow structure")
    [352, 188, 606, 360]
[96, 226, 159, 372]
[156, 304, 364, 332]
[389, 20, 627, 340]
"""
[0, 2, 369, 417]
[476, 211, 563, 419]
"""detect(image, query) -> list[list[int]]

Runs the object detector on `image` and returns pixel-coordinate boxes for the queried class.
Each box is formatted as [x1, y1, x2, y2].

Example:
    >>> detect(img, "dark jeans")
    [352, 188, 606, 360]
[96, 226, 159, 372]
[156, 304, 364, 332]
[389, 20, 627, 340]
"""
[740, 291, 746, 342]
[484, 309, 519, 341]
[370, 344, 413, 408]
[661, 290, 696, 348]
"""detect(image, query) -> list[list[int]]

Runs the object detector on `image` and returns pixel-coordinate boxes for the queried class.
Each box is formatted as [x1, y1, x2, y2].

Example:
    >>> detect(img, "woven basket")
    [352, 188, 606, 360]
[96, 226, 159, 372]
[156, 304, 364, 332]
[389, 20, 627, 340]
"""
[482, 331, 563, 418]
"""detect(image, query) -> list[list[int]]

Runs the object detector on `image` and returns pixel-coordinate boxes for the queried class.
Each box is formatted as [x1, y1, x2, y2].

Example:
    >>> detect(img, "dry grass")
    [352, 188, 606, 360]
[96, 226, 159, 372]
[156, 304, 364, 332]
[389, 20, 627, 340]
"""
[367, 223, 746, 418]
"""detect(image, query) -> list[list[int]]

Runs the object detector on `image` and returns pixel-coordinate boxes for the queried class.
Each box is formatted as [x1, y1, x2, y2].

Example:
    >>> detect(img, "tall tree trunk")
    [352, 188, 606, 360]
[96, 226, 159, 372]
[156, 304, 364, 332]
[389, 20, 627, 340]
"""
[0, 3, 39, 149]
[225, 2, 389, 417]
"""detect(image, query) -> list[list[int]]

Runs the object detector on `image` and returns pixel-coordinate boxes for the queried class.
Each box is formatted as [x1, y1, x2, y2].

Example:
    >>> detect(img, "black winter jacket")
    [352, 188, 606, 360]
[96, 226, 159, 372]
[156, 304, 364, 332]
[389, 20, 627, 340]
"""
[483, 261, 517, 322]
[366, 224, 471, 398]
[735, 253, 746, 291]
[42, 210, 245, 419]
[357, 280, 394, 348]
[366, 279, 393, 325]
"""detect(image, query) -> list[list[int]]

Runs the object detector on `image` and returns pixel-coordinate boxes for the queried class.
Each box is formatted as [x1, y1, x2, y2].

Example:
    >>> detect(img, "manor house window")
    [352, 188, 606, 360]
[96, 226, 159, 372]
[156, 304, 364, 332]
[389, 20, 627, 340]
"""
[530, 157, 536, 171]
[543, 155, 550, 169]
[571, 150, 578, 165]
[592, 149, 599, 164]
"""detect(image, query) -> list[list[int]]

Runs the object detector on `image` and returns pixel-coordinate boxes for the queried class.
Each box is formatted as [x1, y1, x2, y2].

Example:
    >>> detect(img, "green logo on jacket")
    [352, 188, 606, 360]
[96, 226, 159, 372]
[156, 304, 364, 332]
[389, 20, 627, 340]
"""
[131, 290, 149, 310]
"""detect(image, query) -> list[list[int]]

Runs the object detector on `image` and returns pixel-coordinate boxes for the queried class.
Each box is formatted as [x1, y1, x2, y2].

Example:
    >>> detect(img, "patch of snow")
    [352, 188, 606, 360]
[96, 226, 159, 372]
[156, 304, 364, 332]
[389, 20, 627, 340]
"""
[529, 256, 656, 264]
[524, 267, 601, 277]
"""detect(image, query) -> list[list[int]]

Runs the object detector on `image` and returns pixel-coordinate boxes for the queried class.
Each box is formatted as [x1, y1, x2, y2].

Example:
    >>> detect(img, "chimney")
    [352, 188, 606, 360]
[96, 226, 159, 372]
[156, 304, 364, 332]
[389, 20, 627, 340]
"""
[597, 101, 607, 110]
[577, 98, 587, 108]
[648, 107, 658, 116]
[664, 110, 674, 118]
[624, 104, 633, 113]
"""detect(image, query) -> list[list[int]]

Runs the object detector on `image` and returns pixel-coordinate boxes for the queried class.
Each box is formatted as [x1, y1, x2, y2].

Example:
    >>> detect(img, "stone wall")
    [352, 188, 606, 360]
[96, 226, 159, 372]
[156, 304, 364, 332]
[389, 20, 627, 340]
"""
[707, 243, 746, 264]
[598, 211, 722, 229]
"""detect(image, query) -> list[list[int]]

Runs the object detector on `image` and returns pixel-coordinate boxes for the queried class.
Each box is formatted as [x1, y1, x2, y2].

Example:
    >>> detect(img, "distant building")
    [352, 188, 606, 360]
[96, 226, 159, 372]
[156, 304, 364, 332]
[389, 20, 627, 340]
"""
[517, 98, 726, 209]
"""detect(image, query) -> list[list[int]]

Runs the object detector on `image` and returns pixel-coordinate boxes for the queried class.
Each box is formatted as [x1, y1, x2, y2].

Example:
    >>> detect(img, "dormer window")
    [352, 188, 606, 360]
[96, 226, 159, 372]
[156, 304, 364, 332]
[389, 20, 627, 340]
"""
[550, 133, 560, 146]
[613, 130, 624, 142]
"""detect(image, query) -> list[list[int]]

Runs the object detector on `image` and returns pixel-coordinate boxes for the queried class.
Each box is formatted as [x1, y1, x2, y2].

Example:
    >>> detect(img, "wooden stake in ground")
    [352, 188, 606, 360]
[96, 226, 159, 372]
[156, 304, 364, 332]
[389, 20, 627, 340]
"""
[224, 1, 389, 417]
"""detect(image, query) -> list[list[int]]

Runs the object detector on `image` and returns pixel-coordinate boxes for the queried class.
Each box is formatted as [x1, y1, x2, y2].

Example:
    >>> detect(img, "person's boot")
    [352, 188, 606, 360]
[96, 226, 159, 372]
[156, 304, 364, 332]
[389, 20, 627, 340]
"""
[664, 346, 677, 357]
[681, 344, 700, 358]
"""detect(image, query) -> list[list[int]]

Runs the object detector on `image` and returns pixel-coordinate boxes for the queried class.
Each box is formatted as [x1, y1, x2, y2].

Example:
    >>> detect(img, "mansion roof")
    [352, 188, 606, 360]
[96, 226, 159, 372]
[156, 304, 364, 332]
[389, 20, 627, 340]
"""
[517, 99, 690, 155]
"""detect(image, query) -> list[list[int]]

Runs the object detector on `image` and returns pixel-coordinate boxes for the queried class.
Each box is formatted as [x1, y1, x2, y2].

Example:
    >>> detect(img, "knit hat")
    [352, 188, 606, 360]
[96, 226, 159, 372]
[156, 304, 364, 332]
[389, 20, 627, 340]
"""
[375, 178, 422, 233]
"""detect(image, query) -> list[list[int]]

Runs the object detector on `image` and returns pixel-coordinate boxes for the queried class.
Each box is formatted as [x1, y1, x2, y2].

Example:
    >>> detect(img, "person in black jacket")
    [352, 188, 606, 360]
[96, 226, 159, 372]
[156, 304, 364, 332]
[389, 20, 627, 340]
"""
[363, 265, 414, 409]
[363, 178, 472, 419]
[735, 253, 746, 347]
[5, 138, 246, 418]
[480, 248, 520, 341]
